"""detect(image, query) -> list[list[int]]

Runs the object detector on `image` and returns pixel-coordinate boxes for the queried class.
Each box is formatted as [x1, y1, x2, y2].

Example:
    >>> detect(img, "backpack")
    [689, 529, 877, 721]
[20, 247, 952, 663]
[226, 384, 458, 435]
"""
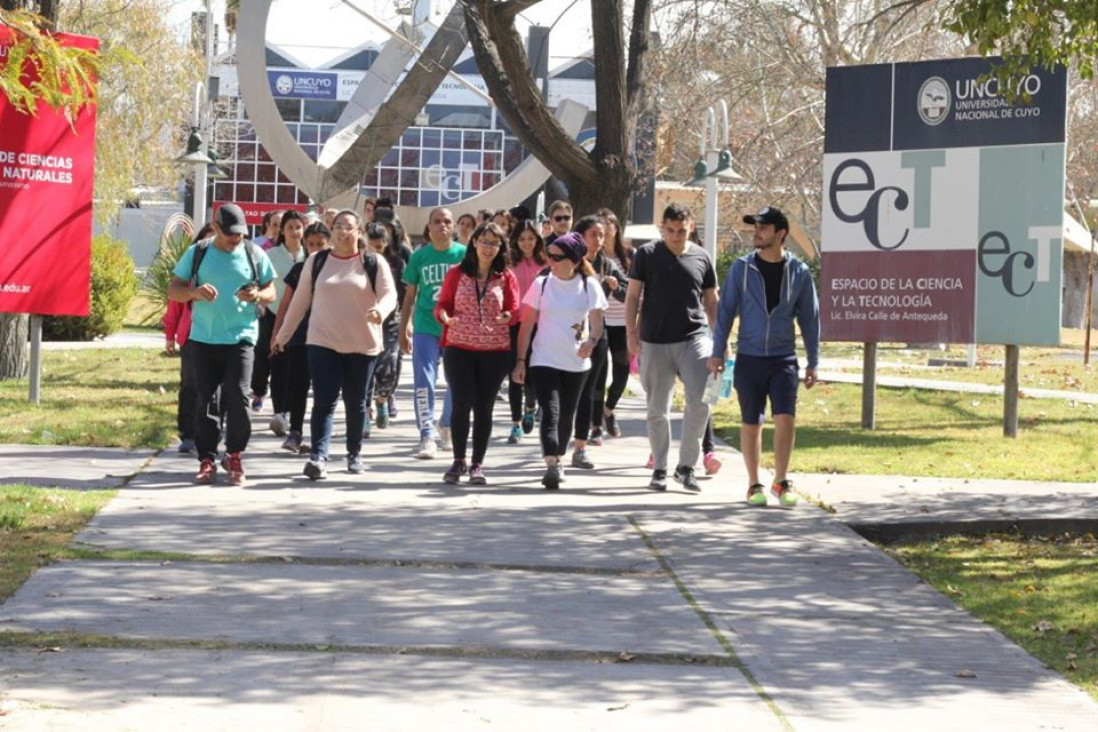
[311, 248, 379, 292]
[188, 239, 261, 310]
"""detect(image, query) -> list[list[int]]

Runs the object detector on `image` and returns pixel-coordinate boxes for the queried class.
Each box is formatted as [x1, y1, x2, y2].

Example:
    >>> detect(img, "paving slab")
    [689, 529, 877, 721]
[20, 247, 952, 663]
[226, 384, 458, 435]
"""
[0, 560, 721, 656]
[0, 649, 785, 731]
[796, 473, 1098, 537]
[0, 445, 154, 489]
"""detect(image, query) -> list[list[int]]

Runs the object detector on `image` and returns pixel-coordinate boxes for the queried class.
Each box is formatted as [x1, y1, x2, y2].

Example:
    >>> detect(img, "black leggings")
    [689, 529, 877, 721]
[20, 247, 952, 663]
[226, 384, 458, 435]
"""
[251, 310, 276, 398]
[531, 365, 588, 458]
[443, 347, 511, 464]
[286, 345, 311, 434]
[604, 325, 630, 412]
[573, 337, 608, 441]
[508, 324, 536, 422]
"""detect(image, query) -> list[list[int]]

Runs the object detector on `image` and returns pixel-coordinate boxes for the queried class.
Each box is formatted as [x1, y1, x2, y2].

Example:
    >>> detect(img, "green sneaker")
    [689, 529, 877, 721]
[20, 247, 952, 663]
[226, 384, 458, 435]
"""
[746, 483, 767, 507]
[771, 479, 799, 508]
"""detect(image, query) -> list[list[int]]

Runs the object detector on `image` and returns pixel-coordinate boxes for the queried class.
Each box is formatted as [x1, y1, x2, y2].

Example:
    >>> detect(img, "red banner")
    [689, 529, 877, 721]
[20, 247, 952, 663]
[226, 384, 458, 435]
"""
[0, 30, 98, 316]
[217, 201, 309, 226]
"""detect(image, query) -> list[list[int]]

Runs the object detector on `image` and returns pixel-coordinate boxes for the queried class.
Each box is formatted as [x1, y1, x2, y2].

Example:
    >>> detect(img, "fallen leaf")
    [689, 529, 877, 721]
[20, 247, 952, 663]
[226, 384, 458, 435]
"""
[1033, 620, 1055, 633]
[607, 703, 630, 712]
[955, 669, 977, 678]
[35, 646, 62, 653]
[616, 651, 635, 662]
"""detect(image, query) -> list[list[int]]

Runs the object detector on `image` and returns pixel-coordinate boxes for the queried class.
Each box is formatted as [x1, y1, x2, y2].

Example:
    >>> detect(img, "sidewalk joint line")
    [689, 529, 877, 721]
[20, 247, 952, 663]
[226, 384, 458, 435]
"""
[61, 549, 665, 578]
[627, 515, 795, 732]
[0, 631, 733, 667]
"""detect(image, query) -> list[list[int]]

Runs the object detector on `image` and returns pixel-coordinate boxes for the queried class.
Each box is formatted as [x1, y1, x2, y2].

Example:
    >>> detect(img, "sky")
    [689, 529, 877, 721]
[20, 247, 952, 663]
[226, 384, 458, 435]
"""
[166, 0, 593, 68]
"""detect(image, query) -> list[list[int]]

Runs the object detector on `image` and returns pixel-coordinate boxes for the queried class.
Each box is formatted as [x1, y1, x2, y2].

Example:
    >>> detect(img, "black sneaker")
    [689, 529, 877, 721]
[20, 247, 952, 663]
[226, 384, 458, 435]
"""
[673, 465, 700, 492]
[443, 459, 467, 485]
[649, 469, 668, 491]
[604, 412, 621, 438]
[542, 464, 562, 490]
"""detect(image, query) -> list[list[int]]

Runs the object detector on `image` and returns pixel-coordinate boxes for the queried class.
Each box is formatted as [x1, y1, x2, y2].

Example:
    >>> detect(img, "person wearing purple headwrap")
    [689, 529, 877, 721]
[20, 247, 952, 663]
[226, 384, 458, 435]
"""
[510, 231, 608, 491]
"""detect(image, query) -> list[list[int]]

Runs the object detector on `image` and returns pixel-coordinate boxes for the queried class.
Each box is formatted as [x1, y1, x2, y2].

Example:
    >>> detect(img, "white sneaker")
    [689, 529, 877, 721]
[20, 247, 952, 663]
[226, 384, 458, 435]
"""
[269, 412, 288, 437]
[438, 426, 452, 450]
[415, 436, 437, 460]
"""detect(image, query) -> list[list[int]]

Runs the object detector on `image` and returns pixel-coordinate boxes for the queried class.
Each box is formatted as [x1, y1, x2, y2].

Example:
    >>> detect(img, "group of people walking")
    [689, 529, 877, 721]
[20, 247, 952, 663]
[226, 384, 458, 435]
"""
[166, 197, 820, 507]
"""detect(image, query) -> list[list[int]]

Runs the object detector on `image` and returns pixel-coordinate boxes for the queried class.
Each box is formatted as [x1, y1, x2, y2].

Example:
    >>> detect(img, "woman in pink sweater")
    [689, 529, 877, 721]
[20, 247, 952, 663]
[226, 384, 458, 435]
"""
[434, 222, 520, 486]
[273, 210, 397, 480]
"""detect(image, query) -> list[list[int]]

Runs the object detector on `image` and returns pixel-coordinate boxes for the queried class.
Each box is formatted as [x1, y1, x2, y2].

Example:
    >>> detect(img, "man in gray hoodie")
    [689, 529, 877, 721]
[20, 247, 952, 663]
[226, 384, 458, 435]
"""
[709, 206, 819, 508]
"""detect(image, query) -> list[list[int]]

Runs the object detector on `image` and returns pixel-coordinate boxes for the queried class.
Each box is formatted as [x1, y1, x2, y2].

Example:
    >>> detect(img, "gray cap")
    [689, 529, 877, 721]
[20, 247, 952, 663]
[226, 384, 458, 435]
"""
[215, 203, 249, 235]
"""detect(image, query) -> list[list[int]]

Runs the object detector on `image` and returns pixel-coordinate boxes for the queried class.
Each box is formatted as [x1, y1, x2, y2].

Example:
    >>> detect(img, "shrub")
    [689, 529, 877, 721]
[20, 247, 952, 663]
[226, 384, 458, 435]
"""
[140, 225, 193, 325]
[43, 235, 138, 341]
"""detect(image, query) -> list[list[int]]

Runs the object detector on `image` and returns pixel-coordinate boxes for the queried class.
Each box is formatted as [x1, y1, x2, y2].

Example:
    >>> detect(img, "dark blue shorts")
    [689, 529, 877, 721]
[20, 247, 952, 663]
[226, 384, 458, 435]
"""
[733, 353, 800, 424]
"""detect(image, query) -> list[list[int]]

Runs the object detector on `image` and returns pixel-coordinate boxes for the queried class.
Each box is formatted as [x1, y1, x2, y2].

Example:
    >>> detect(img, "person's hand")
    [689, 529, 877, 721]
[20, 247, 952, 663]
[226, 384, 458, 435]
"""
[627, 331, 642, 360]
[270, 340, 284, 356]
[577, 338, 595, 359]
[236, 284, 259, 303]
[366, 308, 383, 324]
[804, 367, 818, 390]
[192, 283, 218, 302]
[511, 362, 526, 384]
[604, 275, 619, 291]
[399, 328, 412, 355]
[707, 356, 724, 375]
[496, 311, 512, 325]
[164, 339, 177, 356]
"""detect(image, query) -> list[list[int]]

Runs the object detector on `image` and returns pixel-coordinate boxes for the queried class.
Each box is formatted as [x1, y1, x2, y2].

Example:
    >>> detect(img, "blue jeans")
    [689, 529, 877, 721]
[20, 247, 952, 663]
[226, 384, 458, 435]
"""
[412, 332, 452, 439]
[307, 346, 377, 461]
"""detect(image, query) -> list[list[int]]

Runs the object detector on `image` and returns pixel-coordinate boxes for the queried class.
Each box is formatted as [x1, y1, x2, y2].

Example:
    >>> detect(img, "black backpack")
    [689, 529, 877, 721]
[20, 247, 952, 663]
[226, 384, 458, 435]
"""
[311, 248, 379, 292]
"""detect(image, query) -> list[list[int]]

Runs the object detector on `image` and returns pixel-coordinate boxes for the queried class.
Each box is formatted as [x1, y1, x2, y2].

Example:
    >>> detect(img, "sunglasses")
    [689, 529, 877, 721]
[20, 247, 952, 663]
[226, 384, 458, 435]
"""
[547, 252, 570, 262]
[553, 215, 572, 222]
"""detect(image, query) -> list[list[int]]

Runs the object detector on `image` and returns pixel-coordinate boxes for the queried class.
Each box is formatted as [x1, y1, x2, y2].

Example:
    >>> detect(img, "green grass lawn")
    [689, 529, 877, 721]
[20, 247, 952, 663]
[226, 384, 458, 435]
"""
[0, 485, 115, 602]
[888, 534, 1098, 702]
[0, 349, 179, 448]
[711, 382, 1098, 481]
[820, 330, 1098, 394]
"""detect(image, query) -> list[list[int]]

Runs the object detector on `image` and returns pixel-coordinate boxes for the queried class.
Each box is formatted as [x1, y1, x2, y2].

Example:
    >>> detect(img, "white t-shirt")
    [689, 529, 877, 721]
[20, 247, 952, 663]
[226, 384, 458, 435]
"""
[525, 273, 608, 372]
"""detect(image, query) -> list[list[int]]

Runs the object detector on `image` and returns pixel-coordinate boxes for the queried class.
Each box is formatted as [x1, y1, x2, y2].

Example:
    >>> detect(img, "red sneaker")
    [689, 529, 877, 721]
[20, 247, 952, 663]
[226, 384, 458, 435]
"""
[224, 452, 246, 486]
[195, 458, 217, 485]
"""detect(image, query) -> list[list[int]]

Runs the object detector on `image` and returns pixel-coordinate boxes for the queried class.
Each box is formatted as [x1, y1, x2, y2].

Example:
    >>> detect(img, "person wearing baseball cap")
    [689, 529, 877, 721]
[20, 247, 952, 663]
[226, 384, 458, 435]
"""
[168, 203, 277, 486]
[709, 205, 820, 508]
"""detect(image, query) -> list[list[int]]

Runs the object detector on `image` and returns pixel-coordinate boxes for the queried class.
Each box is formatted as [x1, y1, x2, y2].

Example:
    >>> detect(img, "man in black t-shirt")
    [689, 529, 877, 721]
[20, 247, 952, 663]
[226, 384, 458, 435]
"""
[625, 204, 718, 491]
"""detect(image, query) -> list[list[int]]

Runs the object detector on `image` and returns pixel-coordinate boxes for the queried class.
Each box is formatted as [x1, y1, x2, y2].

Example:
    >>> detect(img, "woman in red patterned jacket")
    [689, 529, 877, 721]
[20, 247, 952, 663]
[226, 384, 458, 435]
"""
[434, 222, 520, 486]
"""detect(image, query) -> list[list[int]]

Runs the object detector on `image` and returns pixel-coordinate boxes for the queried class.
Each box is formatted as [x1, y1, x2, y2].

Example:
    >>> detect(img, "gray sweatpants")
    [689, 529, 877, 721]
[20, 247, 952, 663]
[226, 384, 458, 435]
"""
[639, 334, 712, 471]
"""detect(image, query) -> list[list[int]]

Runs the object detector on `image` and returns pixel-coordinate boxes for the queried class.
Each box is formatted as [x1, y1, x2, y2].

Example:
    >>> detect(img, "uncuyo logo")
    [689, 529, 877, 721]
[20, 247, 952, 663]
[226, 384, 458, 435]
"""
[275, 74, 294, 96]
[918, 76, 950, 126]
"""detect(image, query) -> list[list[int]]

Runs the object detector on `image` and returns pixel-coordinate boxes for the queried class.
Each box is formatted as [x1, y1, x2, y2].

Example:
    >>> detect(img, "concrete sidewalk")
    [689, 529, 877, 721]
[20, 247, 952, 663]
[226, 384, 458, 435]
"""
[2, 389, 1097, 730]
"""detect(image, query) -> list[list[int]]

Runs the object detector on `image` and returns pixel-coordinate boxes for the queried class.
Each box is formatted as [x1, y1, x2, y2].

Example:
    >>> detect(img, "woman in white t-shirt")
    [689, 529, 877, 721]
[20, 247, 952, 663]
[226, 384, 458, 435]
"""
[511, 232, 608, 490]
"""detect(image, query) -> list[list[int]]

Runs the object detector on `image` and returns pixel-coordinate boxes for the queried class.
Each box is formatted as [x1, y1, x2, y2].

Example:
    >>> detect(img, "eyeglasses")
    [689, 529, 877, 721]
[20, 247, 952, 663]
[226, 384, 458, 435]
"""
[553, 215, 572, 222]
[547, 252, 569, 262]
[477, 240, 502, 249]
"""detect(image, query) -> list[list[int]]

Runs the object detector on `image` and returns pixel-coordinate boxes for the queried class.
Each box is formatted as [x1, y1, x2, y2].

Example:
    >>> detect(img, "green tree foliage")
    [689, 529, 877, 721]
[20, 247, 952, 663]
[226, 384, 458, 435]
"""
[0, 8, 98, 116]
[934, 1, 1098, 79]
[43, 234, 138, 341]
[58, 0, 203, 221]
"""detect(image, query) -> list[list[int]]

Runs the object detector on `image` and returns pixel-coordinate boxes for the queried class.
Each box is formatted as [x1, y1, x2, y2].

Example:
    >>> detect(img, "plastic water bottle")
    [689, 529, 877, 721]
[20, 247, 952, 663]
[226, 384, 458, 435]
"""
[702, 372, 722, 405]
[720, 358, 735, 399]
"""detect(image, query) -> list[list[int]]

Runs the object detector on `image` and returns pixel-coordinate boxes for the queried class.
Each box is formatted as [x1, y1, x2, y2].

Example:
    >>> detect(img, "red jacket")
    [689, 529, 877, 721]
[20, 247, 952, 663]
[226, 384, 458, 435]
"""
[434, 266, 519, 351]
[164, 299, 192, 347]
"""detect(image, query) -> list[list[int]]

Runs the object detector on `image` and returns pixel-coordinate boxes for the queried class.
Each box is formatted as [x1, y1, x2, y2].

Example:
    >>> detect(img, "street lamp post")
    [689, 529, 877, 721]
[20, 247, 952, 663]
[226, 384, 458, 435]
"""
[174, 81, 215, 224]
[684, 99, 740, 259]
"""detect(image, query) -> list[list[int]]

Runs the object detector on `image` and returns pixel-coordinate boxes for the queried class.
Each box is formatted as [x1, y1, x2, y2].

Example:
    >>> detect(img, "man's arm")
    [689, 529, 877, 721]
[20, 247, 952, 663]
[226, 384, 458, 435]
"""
[168, 275, 216, 303]
[624, 279, 643, 360]
[398, 283, 418, 355]
[796, 269, 821, 388]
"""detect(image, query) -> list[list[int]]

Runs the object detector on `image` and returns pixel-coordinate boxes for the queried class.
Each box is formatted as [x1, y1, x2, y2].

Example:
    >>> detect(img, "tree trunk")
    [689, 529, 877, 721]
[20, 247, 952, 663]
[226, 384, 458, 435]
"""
[0, 313, 29, 381]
